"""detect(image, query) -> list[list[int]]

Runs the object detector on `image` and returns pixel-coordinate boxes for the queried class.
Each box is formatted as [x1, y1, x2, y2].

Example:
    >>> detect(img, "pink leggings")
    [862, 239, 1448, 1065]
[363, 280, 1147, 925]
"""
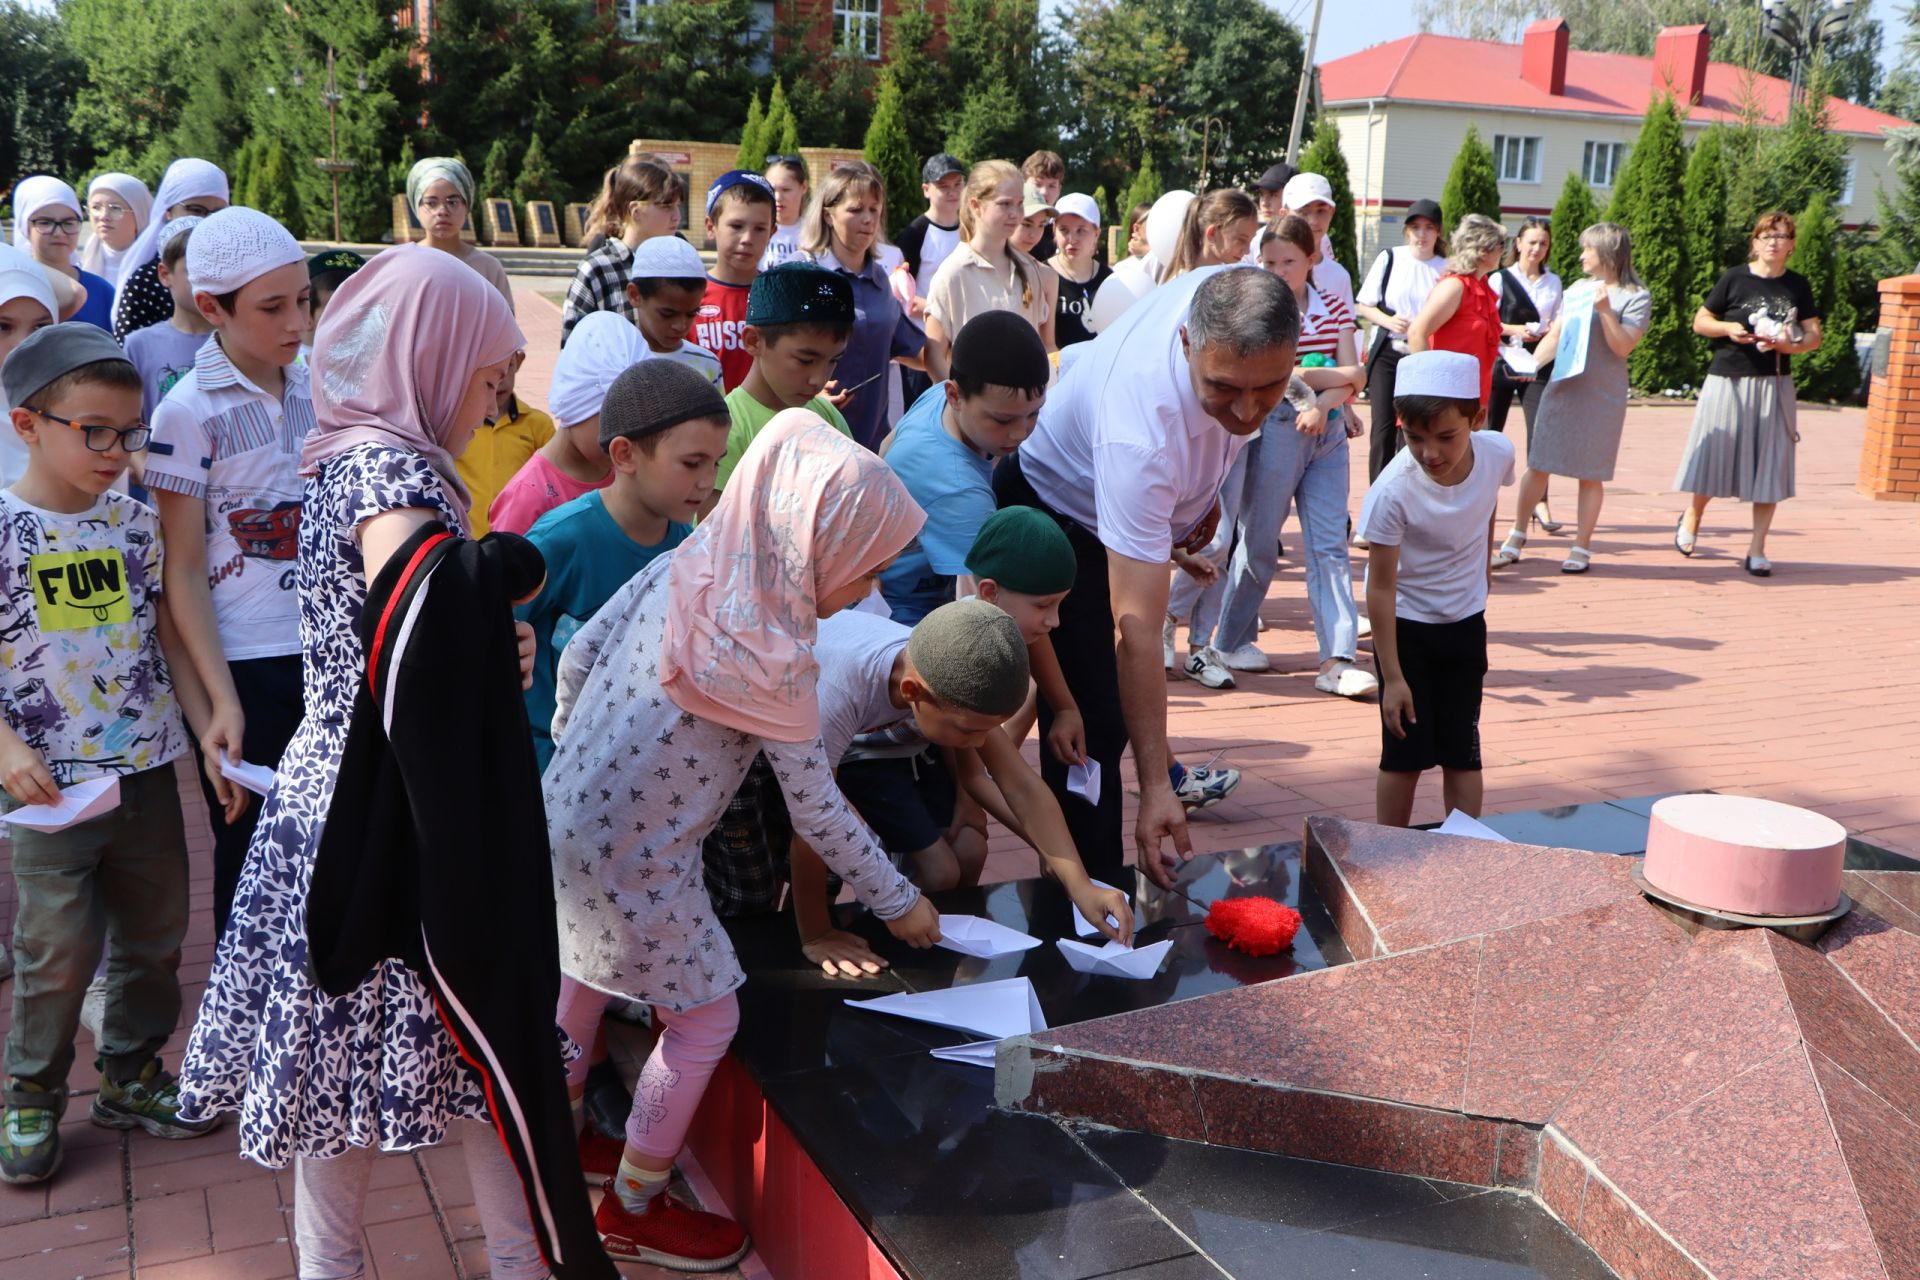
[556, 977, 739, 1161]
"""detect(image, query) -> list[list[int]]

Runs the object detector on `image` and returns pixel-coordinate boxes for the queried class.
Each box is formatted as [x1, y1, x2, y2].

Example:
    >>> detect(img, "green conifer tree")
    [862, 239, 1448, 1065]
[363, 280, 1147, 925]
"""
[735, 91, 766, 171]
[863, 69, 919, 236]
[1614, 96, 1690, 393]
[764, 78, 800, 155]
[1121, 149, 1162, 224]
[1439, 124, 1501, 233]
[1298, 116, 1357, 277]
[1681, 125, 1731, 365]
[515, 131, 556, 208]
[1787, 198, 1861, 401]
[481, 137, 516, 203]
[1548, 170, 1601, 284]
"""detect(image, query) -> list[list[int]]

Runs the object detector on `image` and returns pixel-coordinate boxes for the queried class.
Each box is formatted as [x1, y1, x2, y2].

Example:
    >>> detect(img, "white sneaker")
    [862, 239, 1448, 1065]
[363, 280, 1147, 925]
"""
[1182, 649, 1236, 690]
[1314, 662, 1380, 699]
[1220, 641, 1270, 673]
[1162, 617, 1177, 671]
[1356, 616, 1373, 641]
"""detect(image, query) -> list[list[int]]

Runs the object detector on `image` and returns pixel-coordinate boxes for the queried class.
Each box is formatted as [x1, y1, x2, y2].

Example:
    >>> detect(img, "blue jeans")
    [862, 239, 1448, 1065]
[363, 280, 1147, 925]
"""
[1171, 405, 1361, 664]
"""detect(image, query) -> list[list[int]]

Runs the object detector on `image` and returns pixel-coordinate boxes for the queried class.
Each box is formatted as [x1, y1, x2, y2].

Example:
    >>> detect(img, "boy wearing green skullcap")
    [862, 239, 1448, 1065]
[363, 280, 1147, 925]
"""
[787, 600, 1134, 978]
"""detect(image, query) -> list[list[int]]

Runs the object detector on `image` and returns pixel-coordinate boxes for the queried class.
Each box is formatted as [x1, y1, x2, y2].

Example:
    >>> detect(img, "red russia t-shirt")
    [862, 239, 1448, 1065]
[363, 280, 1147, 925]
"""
[696, 277, 753, 391]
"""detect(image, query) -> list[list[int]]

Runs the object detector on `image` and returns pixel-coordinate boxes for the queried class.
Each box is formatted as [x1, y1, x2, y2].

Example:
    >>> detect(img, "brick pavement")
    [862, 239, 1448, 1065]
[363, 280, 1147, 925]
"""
[0, 287, 1913, 1275]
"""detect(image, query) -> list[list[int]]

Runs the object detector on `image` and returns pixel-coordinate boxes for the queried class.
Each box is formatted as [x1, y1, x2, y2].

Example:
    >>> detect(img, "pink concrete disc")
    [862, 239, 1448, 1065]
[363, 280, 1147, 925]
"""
[1643, 795, 1845, 917]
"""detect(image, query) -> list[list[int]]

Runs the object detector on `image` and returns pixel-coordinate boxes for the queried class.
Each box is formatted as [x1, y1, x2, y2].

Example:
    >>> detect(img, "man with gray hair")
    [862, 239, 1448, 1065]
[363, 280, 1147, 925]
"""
[993, 265, 1299, 888]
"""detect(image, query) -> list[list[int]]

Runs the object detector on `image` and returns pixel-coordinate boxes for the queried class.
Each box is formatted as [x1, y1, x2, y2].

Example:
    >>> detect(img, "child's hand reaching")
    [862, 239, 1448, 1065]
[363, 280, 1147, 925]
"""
[0, 736, 60, 808]
[886, 894, 942, 948]
[1045, 707, 1088, 766]
[1382, 678, 1417, 740]
[515, 621, 536, 690]
[1069, 881, 1135, 946]
[1171, 546, 1217, 584]
[801, 928, 890, 979]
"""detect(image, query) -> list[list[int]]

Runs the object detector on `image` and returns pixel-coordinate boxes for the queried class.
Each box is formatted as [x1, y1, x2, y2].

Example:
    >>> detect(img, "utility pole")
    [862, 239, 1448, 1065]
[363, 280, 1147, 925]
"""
[1286, 0, 1326, 163]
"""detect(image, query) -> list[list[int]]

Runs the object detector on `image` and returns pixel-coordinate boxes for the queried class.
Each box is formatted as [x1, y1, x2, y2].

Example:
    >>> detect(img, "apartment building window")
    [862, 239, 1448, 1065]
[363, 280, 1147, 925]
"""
[835, 0, 883, 60]
[1583, 141, 1627, 187]
[1840, 157, 1857, 206]
[1493, 134, 1543, 184]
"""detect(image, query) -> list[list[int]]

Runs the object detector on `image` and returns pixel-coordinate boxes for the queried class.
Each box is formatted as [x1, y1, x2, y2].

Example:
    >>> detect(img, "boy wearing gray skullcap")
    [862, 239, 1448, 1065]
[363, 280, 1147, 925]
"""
[518, 358, 731, 771]
[783, 600, 1134, 977]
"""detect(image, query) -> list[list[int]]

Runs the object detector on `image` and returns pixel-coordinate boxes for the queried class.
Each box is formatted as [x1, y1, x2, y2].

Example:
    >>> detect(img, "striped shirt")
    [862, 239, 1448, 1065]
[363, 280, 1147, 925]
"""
[1296, 283, 1355, 362]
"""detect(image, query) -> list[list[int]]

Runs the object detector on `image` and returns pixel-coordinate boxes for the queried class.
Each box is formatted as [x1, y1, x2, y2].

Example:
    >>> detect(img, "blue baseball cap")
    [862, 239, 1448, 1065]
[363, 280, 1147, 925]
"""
[705, 169, 775, 219]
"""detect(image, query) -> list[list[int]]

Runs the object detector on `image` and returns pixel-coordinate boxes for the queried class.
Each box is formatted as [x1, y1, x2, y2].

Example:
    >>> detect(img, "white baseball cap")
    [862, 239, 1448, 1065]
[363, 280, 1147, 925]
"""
[1054, 193, 1101, 227]
[1280, 173, 1335, 211]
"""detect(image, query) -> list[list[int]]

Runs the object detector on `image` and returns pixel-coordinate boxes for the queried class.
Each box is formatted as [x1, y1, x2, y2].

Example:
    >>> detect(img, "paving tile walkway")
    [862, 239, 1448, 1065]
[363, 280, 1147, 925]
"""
[0, 287, 1913, 1275]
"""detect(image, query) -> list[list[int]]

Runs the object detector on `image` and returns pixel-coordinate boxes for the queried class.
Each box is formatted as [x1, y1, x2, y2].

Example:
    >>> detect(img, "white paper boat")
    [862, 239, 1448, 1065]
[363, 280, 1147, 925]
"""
[848, 976, 1048, 1067]
[217, 757, 277, 797]
[1056, 938, 1173, 979]
[0, 776, 120, 833]
[934, 914, 1042, 959]
[1435, 809, 1512, 843]
[1072, 878, 1129, 939]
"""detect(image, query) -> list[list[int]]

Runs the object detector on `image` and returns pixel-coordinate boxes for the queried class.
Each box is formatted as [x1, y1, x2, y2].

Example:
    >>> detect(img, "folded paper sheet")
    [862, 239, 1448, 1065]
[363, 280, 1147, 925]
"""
[848, 976, 1048, 1067]
[218, 757, 277, 797]
[935, 914, 1042, 959]
[1067, 760, 1100, 806]
[1072, 879, 1129, 939]
[1435, 809, 1512, 842]
[1056, 938, 1173, 979]
[0, 776, 120, 833]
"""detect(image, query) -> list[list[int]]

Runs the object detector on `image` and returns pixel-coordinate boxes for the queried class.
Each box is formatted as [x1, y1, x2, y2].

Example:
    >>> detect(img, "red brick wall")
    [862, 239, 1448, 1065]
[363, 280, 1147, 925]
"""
[1860, 274, 1920, 501]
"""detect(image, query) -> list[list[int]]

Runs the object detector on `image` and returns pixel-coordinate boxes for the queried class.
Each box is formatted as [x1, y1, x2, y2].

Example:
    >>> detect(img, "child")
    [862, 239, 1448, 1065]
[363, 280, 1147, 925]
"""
[1010, 183, 1061, 329]
[1021, 150, 1066, 263]
[1049, 193, 1112, 348]
[759, 153, 809, 270]
[711, 262, 855, 502]
[896, 153, 967, 407]
[12, 177, 116, 333]
[923, 160, 1054, 371]
[1358, 350, 1514, 827]
[518, 360, 728, 772]
[695, 170, 777, 391]
[1125, 202, 1152, 258]
[300, 247, 364, 360]
[122, 219, 209, 422]
[113, 158, 230, 342]
[145, 207, 314, 938]
[487, 310, 645, 535]
[456, 349, 551, 536]
[545, 410, 939, 1268]
[0, 245, 60, 490]
[175, 248, 585, 1280]
[0, 324, 223, 1185]
[791, 599, 1133, 978]
[623, 234, 724, 391]
[879, 311, 1048, 625]
[562, 159, 686, 344]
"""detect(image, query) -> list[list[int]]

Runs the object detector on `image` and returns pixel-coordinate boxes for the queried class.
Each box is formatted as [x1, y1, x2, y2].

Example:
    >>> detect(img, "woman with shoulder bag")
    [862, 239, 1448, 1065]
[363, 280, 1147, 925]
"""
[1355, 198, 1447, 484]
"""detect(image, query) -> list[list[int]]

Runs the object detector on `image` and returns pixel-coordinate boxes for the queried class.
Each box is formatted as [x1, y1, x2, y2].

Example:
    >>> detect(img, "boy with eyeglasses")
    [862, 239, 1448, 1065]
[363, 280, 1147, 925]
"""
[0, 323, 226, 1185]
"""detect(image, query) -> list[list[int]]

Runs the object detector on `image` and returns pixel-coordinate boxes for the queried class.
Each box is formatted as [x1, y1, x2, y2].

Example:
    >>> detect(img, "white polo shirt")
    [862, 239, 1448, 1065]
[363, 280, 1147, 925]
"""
[1017, 265, 1253, 565]
[145, 337, 313, 660]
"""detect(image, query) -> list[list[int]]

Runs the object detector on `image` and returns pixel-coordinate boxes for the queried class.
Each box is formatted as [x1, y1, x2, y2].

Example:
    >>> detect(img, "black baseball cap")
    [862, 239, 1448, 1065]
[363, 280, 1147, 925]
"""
[922, 153, 966, 183]
[1256, 163, 1297, 192]
[1405, 198, 1444, 226]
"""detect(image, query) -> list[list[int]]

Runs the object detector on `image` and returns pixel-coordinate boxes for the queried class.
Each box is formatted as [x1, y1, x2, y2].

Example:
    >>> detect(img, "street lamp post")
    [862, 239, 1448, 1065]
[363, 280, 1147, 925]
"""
[1761, 0, 1855, 104]
[312, 47, 359, 244]
[1188, 115, 1226, 192]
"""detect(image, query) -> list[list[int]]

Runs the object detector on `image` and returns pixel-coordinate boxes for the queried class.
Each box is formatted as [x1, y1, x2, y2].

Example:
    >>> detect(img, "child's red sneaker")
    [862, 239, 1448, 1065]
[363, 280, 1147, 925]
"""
[595, 1180, 750, 1272]
[578, 1126, 624, 1181]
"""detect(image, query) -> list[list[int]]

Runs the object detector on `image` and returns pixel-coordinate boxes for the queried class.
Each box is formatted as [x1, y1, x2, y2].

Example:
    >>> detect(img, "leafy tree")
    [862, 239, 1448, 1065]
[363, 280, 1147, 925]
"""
[864, 70, 919, 235]
[1787, 197, 1862, 400]
[943, 0, 1052, 160]
[249, 139, 304, 231]
[735, 91, 766, 171]
[762, 78, 796, 156]
[767, 0, 877, 147]
[1548, 169, 1601, 283]
[1681, 125, 1731, 362]
[885, 0, 947, 164]
[1610, 97, 1691, 391]
[515, 132, 556, 209]
[774, 102, 802, 154]
[943, 73, 1029, 167]
[1052, 0, 1184, 197]
[2, 1, 92, 182]
[1120, 148, 1163, 219]
[1299, 115, 1357, 277]
[481, 138, 516, 203]
[1440, 123, 1501, 231]
[621, 0, 763, 144]
[1879, 126, 1920, 274]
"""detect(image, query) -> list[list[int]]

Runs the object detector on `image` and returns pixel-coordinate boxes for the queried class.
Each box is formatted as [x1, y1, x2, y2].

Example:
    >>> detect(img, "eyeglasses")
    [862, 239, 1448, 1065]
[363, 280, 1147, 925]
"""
[1758, 234, 1795, 243]
[88, 203, 131, 219]
[765, 154, 804, 167]
[29, 409, 152, 453]
[28, 217, 82, 236]
[418, 196, 467, 213]
[177, 203, 219, 218]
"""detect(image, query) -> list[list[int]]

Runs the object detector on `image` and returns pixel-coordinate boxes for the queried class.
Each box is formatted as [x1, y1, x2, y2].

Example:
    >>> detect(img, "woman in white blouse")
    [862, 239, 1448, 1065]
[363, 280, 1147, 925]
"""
[1355, 198, 1447, 482]
[1489, 218, 1565, 530]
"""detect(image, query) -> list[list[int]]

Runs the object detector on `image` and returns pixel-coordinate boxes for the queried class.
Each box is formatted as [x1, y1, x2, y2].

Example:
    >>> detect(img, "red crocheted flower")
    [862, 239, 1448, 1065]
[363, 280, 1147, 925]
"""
[1205, 896, 1303, 956]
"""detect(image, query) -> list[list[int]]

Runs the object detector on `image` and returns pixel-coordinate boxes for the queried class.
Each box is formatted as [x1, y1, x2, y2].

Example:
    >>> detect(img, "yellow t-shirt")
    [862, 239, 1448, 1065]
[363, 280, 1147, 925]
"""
[716, 388, 851, 491]
[457, 398, 555, 536]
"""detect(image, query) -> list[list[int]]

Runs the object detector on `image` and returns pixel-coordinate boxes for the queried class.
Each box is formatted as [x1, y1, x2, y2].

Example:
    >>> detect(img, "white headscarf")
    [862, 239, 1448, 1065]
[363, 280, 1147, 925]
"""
[0, 244, 60, 484]
[80, 173, 152, 278]
[546, 311, 647, 429]
[114, 158, 228, 293]
[10, 177, 82, 252]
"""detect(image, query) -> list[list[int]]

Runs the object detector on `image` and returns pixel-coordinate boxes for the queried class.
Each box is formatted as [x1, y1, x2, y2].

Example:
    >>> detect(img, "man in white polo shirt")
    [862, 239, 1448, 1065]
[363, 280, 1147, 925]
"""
[993, 265, 1299, 886]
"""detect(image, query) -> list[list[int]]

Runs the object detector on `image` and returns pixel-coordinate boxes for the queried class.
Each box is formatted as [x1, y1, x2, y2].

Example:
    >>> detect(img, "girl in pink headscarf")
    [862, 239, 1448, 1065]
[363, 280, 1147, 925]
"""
[175, 250, 577, 1280]
[542, 409, 941, 1270]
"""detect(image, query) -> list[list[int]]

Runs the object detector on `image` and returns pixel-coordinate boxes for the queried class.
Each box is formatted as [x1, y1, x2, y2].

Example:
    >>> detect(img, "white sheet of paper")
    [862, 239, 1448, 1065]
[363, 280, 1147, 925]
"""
[934, 914, 1042, 959]
[1067, 760, 1101, 806]
[1551, 283, 1596, 383]
[847, 975, 1048, 1043]
[0, 776, 120, 833]
[217, 757, 277, 797]
[1435, 809, 1513, 843]
[1498, 344, 1538, 377]
[1056, 938, 1174, 979]
[1072, 878, 1128, 939]
[929, 1040, 1001, 1067]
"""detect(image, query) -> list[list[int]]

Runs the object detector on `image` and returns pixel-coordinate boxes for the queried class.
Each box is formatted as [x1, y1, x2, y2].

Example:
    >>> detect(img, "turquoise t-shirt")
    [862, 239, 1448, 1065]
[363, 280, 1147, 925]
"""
[517, 491, 690, 771]
[877, 384, 995, 625]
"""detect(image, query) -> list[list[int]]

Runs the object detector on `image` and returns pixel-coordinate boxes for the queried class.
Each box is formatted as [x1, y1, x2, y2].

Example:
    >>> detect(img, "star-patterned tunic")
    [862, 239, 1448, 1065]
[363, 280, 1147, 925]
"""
[544, 555, 920, 1012]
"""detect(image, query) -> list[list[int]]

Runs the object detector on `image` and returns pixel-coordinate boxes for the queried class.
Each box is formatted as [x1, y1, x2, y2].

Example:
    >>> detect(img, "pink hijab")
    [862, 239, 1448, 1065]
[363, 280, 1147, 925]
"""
[661, 410, 924, 743]
[301, 247, 523, 521]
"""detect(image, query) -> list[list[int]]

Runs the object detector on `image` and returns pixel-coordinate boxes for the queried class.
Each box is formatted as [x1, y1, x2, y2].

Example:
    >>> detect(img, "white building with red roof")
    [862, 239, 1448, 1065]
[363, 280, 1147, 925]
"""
[1319, 18, 1911, 259]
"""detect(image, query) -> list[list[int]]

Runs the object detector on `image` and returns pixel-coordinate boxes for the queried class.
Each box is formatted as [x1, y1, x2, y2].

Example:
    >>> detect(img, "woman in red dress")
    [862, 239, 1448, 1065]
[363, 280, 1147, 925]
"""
[1407, 214, 1509, 406]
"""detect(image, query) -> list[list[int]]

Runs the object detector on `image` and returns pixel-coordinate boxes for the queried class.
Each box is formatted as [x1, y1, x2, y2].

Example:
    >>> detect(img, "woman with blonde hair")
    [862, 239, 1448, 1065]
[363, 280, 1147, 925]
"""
[1408, 212, 1507, 406]
[922, 160, 1053, 371]
[1494, 222, 1651, 574]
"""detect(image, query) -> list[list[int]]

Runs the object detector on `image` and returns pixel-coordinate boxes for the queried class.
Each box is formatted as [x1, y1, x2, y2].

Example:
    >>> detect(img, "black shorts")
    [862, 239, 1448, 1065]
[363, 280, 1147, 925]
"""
[836, 749, 957, 856]
[1377, 612, 1487, 773]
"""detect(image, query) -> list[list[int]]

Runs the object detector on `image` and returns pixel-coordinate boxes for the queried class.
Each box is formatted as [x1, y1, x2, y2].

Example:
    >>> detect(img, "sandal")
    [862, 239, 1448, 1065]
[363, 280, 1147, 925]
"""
[1674, 515, 1697, 557]
[1532, 503, 1566, 534]
[1490, 531, 1526, 568]
[1743, 555, 1772, 577]
[1561, 546, 1592, 574]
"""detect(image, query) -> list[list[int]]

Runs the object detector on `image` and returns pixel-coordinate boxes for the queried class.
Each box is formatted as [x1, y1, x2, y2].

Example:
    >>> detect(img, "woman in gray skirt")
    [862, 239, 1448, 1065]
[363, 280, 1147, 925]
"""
[1673, 211, 1822, 576]
[1493, 223, 1650, 573]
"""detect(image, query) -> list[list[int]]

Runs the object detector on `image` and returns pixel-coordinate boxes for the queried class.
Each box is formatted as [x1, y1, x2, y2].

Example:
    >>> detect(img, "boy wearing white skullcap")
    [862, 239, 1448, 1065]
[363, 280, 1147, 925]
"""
[144, 206, 315, 936]
[625, 235, 724, 392]
[1356, 349, 1513, 829]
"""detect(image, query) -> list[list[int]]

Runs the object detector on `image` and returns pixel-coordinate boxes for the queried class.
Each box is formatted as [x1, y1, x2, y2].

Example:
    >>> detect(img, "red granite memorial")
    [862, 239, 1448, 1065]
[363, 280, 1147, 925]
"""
[998, 804, 1920, 1280]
